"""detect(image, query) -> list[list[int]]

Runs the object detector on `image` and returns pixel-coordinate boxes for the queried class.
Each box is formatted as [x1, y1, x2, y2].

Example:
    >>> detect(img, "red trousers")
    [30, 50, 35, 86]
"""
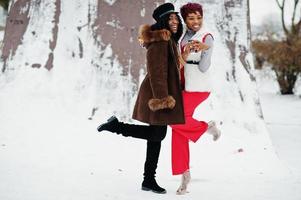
[170, 91, 210, 175]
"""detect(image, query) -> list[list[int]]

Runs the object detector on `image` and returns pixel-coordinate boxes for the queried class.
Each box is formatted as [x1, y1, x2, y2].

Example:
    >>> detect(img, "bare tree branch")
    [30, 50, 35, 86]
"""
[291, 0, 299, 32]
[275, 0, 283, 9]
[277, 0, 289, 36]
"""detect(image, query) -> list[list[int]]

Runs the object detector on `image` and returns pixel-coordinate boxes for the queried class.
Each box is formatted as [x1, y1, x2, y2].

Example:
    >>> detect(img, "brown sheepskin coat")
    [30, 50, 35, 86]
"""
[132, 25, 185, 125]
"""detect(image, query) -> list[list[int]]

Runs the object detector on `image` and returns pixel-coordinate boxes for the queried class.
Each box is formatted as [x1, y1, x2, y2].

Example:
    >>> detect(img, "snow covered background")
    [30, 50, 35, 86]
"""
[0, 0, 300, 200]
[1, 67, 301, 200]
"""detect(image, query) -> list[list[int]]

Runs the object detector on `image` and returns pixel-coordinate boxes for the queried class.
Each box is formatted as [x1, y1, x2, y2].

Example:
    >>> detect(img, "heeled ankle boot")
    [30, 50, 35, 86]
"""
[176, 170, 191, 195]
[97, 116, 120, 133]
[142, 177, 166, 194]
[207, 121, 221, 141]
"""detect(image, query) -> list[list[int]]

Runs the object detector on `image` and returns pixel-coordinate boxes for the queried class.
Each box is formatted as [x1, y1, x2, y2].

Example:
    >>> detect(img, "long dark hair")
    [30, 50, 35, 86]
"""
[150, 13, 183, 43]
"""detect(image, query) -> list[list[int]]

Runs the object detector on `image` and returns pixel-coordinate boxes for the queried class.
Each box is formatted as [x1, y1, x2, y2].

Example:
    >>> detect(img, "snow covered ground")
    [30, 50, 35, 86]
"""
[256, 68, 301, 192]
[0, 66, 300, 200]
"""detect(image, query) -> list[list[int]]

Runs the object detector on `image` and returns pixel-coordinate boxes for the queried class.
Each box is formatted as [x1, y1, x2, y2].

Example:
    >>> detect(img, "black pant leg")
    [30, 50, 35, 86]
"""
[118, 123, 167, 142]
[142, 126, 167, 181]
[143, 140, 161, 180]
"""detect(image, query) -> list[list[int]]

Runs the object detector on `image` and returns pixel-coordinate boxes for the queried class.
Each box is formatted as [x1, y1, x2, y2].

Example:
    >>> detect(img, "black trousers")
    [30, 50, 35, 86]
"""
[117, 123, 167, 141]
[117, 123, 167, 180]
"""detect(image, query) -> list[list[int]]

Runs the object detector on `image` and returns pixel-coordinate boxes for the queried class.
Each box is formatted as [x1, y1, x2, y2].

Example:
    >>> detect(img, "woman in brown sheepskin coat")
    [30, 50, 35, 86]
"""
[132, 23, 184, 125]
[97, 3, 185, 194]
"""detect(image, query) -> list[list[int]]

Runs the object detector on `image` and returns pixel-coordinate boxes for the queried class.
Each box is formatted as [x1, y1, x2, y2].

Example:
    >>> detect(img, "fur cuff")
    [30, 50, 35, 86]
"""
[148, 96, 176, 112]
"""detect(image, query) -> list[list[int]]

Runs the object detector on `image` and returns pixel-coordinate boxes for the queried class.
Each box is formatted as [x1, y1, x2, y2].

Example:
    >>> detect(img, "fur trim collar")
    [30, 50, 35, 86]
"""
[138, 24, 171, 44]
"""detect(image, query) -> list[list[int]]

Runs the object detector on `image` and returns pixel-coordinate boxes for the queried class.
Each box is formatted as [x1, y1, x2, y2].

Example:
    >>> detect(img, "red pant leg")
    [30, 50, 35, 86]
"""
[171, 118, 208, 143]
[172, 129, 190, 175]
[170, 91, 210, 143]
[171, 91, 210, 175]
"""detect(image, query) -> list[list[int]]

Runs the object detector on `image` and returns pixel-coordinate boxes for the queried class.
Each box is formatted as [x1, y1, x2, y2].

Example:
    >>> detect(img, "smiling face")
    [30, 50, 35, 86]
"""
[185, 11, 203, 32]
[168, 13, 179, 33]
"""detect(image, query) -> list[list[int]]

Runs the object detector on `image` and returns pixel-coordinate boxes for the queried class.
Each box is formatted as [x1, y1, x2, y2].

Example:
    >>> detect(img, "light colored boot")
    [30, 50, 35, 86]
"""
[207, 121, 221, 141]
[176, 170, 191, 195]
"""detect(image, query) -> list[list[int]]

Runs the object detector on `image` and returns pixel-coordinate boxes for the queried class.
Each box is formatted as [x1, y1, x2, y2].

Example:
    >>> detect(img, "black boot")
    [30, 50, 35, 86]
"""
[141, 141, 166, 194]
[97, 116, 120, 133]
[142, 178, 166, 194]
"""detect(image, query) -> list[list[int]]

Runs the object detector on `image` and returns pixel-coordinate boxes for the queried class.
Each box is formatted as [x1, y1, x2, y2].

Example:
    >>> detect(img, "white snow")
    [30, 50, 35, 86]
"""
[0, 7, 7, 27]
[0, 59, 301, 200]
[103, 0, 118, 6]
[140, 7, 145, 17]
[106, 20, 124, 30]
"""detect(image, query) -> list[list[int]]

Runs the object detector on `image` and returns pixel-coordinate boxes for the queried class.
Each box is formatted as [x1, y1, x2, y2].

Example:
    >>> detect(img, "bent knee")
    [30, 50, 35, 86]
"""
[150, 127, 167, 141]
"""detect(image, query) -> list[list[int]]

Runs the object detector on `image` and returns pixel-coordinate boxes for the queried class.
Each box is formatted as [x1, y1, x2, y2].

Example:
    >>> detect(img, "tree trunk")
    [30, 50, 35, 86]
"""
[275, 69, 298, 95]
[1, 0, 264, 123]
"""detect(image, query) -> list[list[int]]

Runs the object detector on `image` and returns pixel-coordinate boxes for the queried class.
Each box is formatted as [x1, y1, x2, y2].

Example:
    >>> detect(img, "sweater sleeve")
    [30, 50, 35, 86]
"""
[198, 35, 214, 72]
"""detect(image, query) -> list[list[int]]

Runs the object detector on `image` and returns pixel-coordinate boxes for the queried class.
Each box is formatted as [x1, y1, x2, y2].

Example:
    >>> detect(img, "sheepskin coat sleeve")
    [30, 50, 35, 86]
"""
[147, 40, 168, 99]
[132, 25, 185, 125]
